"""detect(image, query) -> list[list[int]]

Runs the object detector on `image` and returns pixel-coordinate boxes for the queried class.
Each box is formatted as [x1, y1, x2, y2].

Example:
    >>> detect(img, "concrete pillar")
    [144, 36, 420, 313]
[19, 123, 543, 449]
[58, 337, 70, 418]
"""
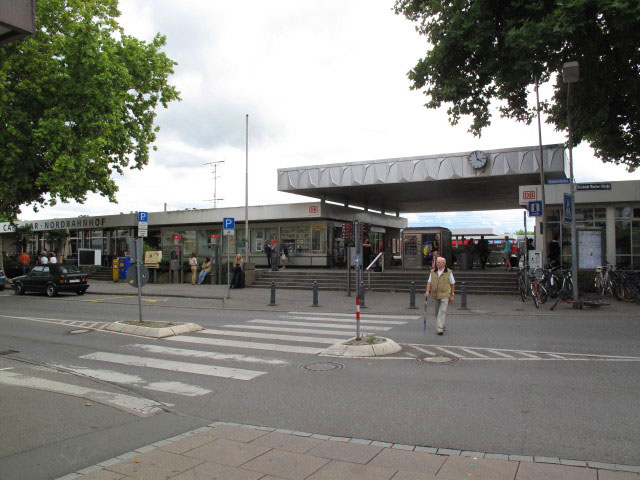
[605, 206, 616, 266]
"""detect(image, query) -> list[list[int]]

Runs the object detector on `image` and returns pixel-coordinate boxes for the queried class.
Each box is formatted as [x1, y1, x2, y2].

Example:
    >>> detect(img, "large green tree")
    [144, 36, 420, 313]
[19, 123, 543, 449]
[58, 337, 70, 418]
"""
[0, 0, 180, 220]
[394, 0, 640, 170]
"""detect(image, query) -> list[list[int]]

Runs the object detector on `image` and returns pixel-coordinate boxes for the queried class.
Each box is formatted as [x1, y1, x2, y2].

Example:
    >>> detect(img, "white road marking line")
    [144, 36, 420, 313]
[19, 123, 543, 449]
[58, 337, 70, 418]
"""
[0, 314, 109, 328]
[282, 315, 406, 325]
[545, 353, 566, 359]
[458, 348, 489, 358]
[516, 351, 542, 359]
[129, 344, 289, 365]
[249, 319, 391, 331]
[51, 364, 212, 397]
[433, 344, 640, 360]
[79, 352, 267, 381]
[432, 346, 463, 358]
[288, 311, 420, 320]
[412, 346, 438, 356]
[165, 335, 323, 355]
[487, 349, 516, 358]
[223, 324, 354, 337]
[200, 329, 345, 344]
[0, 371, 167, 416]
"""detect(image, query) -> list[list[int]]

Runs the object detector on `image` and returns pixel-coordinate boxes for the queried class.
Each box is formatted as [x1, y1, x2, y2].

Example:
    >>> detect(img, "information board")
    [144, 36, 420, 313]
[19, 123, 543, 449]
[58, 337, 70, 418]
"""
[578, 230, 603, 269]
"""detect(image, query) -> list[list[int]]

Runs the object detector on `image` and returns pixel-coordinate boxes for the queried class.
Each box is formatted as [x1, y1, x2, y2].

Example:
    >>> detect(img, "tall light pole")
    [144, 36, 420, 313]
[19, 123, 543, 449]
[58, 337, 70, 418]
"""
[534, 76, 547, 265]
[245, 114, 249, 258]
[563, 61, 579, 301]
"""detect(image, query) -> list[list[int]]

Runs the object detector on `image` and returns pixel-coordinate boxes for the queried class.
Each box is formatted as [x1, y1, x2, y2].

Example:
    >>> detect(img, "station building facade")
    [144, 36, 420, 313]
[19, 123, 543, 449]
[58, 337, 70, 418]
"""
[0, 202, 406, 269]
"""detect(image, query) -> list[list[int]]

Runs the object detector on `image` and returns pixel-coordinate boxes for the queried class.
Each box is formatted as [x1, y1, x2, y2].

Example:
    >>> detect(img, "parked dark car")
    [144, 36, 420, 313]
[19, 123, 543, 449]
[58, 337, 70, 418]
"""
[0, 267, 6, 290]
[12, 264, 89, 297]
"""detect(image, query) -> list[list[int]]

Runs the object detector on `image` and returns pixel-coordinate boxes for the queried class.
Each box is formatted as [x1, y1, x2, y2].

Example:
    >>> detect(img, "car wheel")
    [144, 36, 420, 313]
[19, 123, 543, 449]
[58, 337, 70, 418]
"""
[14, 283, 25, 295]
[46, 284, 58, 297]
[76, 289, 86, 295]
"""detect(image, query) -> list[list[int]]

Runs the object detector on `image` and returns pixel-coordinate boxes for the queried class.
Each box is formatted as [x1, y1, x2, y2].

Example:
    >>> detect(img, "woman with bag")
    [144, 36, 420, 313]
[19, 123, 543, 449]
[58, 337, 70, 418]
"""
[279, 241, 288, 270]
[231, 254, 245, 288]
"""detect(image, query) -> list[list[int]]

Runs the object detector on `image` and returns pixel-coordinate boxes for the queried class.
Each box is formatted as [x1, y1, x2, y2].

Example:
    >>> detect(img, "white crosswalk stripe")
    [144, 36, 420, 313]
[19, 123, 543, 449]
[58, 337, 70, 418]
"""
[166, 335, 324, 354]
[199, 328, 346, 344]
[281, 315, 407, 325]
[248, 319, 392, 331]
[222, 324, 355, 337]
[79, 352, 268, 380]
[288, 311, 419, 320]
[129, 344, 289, 365]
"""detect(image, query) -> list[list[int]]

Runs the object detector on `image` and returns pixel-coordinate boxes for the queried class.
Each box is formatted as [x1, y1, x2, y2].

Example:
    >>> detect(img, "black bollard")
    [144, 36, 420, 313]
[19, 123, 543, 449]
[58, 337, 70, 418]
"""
[312, 281, 319, 307]
[360, 281, 366, 308]
[409, 281, 417, 309]
[459, 281, 468, 310]
[269, 281, 276, 306]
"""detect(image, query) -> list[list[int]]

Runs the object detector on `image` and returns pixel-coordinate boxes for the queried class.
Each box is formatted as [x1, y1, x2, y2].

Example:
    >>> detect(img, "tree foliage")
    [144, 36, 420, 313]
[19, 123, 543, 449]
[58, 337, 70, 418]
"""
[0, 0, 180, 220]
[394, 0, 640, 170]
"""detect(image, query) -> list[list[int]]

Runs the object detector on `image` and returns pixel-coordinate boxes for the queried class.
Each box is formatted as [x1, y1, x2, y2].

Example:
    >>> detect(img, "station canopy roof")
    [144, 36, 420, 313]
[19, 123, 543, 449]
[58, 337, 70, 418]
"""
[278, 145, 567, 213]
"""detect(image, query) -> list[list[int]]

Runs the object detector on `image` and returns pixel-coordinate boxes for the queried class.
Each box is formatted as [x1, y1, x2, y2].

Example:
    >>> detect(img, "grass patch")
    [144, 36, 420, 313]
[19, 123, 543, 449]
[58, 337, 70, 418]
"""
[121, 320, 177, 328]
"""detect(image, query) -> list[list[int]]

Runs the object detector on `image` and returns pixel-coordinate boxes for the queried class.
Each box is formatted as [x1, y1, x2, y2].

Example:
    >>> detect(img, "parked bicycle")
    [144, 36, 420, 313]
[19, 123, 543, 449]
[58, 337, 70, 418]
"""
[594, 264, 625, 301]
[517, 266, 547, 308]
[551, 269, 609, 310]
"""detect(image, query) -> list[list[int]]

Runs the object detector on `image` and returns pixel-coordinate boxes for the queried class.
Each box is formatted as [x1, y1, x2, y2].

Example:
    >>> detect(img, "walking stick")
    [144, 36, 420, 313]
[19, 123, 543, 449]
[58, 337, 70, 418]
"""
[423, 297, 427, 333]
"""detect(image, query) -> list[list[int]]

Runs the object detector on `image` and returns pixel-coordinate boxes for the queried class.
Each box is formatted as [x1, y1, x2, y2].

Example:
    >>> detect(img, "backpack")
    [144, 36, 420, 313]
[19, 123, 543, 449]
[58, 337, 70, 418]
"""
[264, 243, 271, 254]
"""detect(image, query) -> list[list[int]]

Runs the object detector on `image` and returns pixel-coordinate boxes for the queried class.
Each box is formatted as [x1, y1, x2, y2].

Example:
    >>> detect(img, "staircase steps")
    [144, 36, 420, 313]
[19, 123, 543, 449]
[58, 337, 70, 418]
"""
[252, 269, 518, 295]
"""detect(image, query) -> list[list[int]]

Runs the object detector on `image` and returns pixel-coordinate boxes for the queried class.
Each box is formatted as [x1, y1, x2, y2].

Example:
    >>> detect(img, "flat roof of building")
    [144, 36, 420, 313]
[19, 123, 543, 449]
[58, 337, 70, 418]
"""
[278, 145, 567, 213]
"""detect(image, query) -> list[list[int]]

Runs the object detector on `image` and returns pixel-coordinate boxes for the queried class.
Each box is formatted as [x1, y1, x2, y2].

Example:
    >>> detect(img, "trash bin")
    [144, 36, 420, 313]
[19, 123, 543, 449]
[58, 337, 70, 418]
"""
[112, 259, 119, 282]
[118, 257, 131, 280]
[459, 252, 471, 270]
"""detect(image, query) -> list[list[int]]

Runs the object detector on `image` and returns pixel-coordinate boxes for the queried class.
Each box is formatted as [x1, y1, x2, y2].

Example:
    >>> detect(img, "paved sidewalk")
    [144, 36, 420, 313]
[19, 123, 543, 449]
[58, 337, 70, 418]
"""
[58, 422, 640, 480]
[84, 280, 640, 316]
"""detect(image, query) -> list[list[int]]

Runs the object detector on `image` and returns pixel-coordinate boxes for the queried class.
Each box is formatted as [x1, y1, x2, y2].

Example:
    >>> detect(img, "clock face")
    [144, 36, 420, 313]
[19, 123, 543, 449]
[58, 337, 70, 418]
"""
[468, 150, 488, 169]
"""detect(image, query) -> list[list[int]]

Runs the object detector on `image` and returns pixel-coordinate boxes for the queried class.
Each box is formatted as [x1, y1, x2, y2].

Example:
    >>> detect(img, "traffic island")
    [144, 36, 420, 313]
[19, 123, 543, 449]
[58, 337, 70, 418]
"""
[322, 335, 402, 357]
[104, 320, 203, 338]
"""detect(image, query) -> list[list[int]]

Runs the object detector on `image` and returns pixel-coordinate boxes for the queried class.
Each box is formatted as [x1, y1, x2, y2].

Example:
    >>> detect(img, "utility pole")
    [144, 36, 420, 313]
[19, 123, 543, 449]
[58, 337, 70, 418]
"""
[203, 160, 225, 208]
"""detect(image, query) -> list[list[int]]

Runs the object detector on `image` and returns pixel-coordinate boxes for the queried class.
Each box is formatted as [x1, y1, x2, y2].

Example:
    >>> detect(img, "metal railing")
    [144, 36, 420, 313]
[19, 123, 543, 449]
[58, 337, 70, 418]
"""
[366, 252, 384, 290]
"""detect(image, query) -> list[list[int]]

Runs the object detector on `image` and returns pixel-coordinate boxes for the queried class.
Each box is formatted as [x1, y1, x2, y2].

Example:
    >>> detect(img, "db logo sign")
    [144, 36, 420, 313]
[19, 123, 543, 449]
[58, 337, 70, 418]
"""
[522, 190, 536, 200]
[309, 205, 318, 214]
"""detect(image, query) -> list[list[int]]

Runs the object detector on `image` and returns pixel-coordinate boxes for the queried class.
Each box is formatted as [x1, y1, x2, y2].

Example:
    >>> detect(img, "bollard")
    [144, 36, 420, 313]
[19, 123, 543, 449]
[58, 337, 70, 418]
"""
[360, 281, 366, 308]
[459, 281, 468, 310]
[409, 281, 417, 309]
[269, 281, 276, 306]
[312, 281, 319, 307]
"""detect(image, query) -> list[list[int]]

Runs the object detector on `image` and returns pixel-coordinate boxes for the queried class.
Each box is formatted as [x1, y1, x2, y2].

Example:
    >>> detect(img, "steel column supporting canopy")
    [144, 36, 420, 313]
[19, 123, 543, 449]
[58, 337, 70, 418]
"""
[278, 145, 567, 213]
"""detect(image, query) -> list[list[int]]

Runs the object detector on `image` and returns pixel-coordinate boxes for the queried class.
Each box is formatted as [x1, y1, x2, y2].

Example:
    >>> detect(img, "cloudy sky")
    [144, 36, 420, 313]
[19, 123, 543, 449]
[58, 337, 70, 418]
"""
[19, 0, 640, 233]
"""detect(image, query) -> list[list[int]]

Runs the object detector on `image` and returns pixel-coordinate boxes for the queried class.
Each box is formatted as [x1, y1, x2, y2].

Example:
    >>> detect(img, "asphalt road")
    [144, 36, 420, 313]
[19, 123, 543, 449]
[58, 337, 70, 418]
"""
[0, 291, 639, 479]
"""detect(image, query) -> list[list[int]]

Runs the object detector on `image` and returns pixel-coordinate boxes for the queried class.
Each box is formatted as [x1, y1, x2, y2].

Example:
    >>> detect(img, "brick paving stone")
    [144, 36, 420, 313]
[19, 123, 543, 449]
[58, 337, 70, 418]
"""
[390, 472, 440, 480]
[616, 466, 640, 474]
[350, 438, 373, 445]
[306, 459, 397, 480]
[76, 465, 103, 474]
[158, 433, 216, 455]
[306, 440, 383, 464]
[310, 434, 331, 440]
[105, 449, 203, 479]
[392, 444, 415, 451]
[534, 456, 560, 464]
[560, 459, 588, 467]
[249, 432, 323, 454]
[516, 461, 597, 480]
[169, 461, 264, 480]
[414, 446, 438, 454]
[438, 455, 518, 480]
[509, 455, 534, 462]
[485, 453, 509, 460]
[371, 441, 394, 448]
[183, 438, 270, 467]
[74, 470, 125, 480]
[587, 462, 617, 470]
[461, 451, 485, 458]
[437, 448, 461, 456]
[206, 425, 270, 443]
[599, 471, 640, 479]
[241, 449, 330, 480]
[328, 436, 350, 442]
[367, 448, 445, 475]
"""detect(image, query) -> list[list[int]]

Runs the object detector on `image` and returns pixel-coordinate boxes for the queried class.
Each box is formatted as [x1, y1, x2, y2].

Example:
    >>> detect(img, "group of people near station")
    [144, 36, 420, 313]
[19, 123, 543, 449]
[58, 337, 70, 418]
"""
[263, 240, 289, 271]
[18, 251, 59, 274]
[187, 252, 245, 288]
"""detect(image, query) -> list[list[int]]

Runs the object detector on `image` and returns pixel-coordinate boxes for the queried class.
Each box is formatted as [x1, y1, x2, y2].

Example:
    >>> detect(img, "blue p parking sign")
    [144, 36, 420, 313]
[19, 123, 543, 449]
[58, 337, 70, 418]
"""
[223, 217, 235, 229]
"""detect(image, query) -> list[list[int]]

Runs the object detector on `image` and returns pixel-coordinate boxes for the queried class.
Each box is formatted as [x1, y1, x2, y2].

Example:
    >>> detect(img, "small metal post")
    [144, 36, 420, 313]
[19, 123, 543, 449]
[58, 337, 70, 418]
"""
[347, 245, 352, 297]
[409, 281, 417, 309]
[459, 281, 468, 310]
[360, 281, 366, 308]
[312, 280, 319, 307]
[269, 281, 276, 306]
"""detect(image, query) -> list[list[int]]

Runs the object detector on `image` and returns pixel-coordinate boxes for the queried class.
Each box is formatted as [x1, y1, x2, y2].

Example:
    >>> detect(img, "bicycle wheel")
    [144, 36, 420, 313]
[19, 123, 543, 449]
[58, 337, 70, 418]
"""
[546, 275, 560, 299]
[518, 277, 527, 302]
[595, 276, 604, 298]
[623, 279, 636, 302]
[531, 283, 540, 308]
[536, 284, 548, 305]
[613, 278, 625, 301]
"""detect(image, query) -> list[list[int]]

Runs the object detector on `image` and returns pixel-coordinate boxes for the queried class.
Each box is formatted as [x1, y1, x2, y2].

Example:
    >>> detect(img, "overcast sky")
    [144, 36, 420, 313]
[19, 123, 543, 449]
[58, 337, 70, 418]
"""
[19, 0, 640, 233]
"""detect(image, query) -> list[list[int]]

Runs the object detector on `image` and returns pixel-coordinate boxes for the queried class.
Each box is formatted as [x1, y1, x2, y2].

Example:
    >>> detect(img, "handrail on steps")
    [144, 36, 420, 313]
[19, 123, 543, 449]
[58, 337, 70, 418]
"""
[365, 252, 384, 290]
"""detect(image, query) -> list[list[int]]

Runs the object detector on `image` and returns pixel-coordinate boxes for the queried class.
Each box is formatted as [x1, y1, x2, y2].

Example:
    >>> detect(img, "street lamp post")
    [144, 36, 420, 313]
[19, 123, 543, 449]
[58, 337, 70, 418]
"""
[562, 61, 579, 301]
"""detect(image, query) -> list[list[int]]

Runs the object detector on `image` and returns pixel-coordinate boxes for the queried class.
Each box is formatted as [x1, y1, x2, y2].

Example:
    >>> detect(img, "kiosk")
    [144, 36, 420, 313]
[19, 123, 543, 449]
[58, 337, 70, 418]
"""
[401, 227, 452, 270]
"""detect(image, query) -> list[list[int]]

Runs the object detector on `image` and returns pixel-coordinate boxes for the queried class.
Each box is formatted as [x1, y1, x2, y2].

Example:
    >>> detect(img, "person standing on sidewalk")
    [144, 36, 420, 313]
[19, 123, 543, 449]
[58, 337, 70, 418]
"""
[270, 240, 279, 271]
[19, 251, 30, 275]
[197, 257, 212, 284]
[425, 256, 455, 335]
[477, 235, 489, 269]
[188, 252, 198, 285]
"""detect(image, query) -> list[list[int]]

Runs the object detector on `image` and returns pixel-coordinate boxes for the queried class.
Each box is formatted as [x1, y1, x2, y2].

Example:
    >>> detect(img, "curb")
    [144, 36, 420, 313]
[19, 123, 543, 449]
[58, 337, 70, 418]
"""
[103, 321, 203, 338]
[322, 337, 402, 357]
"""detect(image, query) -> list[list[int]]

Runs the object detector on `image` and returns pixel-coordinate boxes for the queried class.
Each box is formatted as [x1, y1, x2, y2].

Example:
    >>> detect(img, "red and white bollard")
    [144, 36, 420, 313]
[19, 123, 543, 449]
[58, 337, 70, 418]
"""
[356, 295, 361, 340]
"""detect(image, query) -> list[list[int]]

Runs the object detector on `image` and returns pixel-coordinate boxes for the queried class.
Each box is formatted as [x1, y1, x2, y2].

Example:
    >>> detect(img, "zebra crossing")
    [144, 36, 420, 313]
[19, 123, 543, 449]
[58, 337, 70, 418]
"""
[405, 344, 640, 362]
[0, 311, 415, 414]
